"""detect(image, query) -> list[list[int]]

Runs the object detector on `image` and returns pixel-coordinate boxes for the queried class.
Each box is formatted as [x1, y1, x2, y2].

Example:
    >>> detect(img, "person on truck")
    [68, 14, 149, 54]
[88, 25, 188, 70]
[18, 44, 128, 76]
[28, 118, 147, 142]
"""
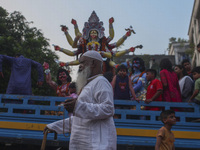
[159, 58, 182, 103]
[181, 59, 193, 80]
[174, 65, 194, 102]
[43, 62, 72, 97]
[130, 57, 147, 100]
[0, 54, 43, 95]
[43, 50, 116, 150]
[189, 66, 200, 105]
[111, 64, 137, 101]
[144, 69, 163, 111]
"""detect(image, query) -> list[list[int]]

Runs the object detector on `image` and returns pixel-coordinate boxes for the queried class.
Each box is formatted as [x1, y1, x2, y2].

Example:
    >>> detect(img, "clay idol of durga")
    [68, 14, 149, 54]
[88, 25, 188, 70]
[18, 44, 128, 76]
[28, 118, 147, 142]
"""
[53, 11, 142, 73]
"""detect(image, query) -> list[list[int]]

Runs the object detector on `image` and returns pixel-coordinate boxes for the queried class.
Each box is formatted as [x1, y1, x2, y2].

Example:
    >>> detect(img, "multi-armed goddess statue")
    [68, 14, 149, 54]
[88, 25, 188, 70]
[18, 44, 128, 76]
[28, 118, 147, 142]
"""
[53, 11, 142, 73]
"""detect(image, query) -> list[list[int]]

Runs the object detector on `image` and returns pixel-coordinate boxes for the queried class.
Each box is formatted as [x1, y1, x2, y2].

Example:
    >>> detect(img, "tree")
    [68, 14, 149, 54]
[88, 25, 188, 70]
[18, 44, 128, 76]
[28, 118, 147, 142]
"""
[167, 37, 194, 58]
[168, 37, 189, 50]
[0, 6, 60, 96]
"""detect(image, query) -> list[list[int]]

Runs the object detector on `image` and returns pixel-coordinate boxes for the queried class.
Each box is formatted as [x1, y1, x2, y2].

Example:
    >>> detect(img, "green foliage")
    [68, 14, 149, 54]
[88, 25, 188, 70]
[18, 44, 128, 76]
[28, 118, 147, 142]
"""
[185, 42, 195, 57]
[0, 6, 59, 96]
[168, 37, 194, 58]
[168, 37, 189, 50]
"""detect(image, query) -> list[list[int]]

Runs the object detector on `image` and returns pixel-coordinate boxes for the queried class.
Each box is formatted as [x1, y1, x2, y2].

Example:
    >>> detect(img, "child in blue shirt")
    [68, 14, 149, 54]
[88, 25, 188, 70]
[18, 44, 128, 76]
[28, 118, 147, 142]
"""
[111, 64, 137, 100]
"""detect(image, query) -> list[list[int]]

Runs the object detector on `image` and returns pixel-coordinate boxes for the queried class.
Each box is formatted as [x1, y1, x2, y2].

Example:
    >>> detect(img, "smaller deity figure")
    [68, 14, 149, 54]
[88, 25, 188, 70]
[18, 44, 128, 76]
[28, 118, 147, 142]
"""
[43, 62, 71, 97]
[130, 57, 147, 100]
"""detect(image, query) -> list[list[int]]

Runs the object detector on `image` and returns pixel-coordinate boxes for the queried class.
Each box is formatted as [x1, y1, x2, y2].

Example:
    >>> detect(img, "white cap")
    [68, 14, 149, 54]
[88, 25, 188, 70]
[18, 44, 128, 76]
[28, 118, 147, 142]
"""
[82, 50, 103, 62]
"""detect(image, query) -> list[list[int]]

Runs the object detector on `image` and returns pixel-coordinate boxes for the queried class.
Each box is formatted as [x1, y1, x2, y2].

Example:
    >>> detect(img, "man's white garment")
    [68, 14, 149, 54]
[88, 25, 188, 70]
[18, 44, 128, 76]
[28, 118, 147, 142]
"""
[47, 76, 117, 150]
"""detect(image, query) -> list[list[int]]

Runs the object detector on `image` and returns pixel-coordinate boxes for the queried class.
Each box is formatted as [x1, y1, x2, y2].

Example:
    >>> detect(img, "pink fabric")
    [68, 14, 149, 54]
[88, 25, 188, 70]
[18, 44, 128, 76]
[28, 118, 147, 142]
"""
[160, 69, 182, 102]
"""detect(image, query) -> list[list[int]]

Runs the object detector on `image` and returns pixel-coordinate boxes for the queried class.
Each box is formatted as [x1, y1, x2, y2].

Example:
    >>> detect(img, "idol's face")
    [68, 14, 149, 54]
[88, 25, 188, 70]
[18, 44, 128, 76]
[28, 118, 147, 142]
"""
[132, 60, 140, 71]
[90, 30, 98, 39]
[79, 37, 84, 45]
[58, 72, 67, 82]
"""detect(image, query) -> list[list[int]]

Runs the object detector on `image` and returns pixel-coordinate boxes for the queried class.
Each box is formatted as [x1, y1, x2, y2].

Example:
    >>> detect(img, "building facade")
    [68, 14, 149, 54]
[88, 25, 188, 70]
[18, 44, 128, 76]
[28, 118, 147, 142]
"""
[188, 0, 200, 67]
[168, 42, 191, 65]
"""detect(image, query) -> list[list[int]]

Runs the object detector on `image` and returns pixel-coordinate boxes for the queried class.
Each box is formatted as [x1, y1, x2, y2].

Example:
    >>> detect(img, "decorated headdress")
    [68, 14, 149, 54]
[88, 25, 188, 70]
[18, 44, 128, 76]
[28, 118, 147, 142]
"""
[82, 11, 105, 40]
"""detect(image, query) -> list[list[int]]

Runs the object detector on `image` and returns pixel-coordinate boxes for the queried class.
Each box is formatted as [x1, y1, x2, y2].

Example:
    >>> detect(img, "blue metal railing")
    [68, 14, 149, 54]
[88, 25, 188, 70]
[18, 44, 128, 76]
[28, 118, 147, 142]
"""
[0, 94, 199, 148]
[114, 100, 200, 148]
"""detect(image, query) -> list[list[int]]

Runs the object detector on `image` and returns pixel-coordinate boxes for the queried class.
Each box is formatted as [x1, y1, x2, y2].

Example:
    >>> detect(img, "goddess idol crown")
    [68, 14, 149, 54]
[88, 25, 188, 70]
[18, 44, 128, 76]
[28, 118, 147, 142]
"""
[82, 11, 105, 40]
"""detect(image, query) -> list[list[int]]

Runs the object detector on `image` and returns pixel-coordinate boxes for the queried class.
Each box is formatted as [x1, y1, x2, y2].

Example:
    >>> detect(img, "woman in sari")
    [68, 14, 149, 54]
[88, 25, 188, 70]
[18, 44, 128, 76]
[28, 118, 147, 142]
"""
[159, 58, 182, 102]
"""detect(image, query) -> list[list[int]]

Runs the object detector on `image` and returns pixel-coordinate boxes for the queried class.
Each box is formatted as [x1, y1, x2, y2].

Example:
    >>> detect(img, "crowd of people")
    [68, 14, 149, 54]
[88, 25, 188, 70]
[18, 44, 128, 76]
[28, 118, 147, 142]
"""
[11, 54, 197, 110]
[105, 57, 199, 111]
[1, 53, 199, 108]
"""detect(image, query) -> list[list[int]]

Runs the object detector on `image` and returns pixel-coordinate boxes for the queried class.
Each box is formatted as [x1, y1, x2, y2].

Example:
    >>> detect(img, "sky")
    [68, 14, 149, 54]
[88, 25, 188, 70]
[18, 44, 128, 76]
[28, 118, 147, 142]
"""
[0, 0, 194, 80]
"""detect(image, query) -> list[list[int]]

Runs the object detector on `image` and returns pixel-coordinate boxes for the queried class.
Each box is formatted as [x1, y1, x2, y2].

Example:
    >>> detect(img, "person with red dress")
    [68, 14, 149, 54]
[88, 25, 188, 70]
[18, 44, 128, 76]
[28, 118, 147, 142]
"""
[159, 58, 182, 102]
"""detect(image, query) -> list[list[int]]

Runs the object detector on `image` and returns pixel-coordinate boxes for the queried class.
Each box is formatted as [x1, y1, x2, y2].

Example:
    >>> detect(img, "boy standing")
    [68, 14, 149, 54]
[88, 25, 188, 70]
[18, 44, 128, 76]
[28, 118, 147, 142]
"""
[189, 66, 200, 105]
[155, 110, 176, 150]
[181, 59, 193, 79]
[145, 69, 163, 110]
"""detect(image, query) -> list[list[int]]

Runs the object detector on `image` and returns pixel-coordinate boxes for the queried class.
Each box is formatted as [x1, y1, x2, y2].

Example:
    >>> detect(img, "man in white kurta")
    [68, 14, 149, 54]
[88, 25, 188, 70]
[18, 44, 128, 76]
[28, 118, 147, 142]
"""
[46, 51, 117, 150]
